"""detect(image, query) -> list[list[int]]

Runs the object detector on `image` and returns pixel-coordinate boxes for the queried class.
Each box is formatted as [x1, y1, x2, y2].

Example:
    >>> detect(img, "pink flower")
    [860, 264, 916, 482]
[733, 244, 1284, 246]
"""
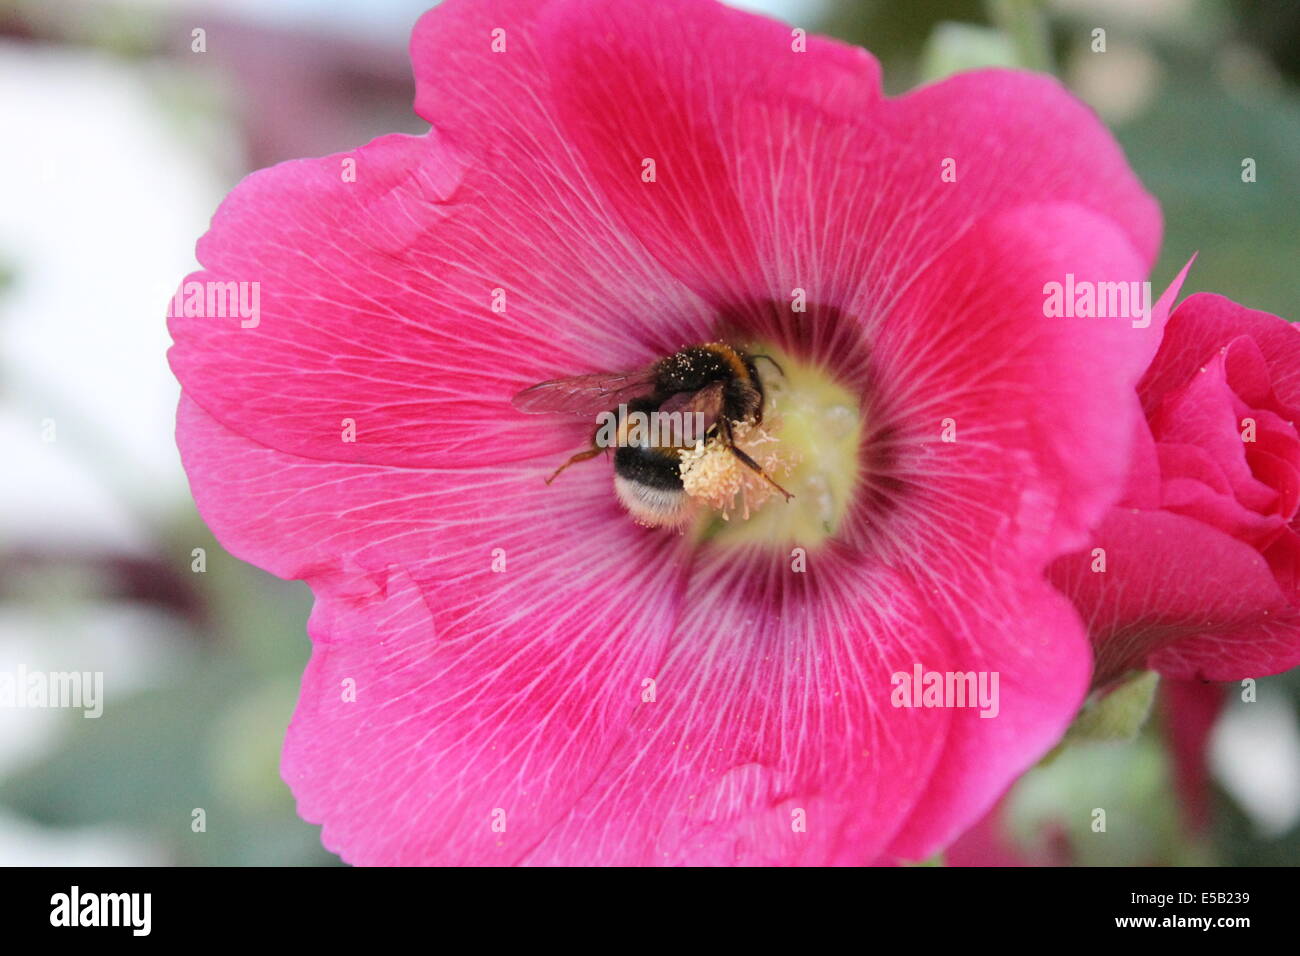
[1050, 293, 1300, 687]
[168, 0, 1168, 864]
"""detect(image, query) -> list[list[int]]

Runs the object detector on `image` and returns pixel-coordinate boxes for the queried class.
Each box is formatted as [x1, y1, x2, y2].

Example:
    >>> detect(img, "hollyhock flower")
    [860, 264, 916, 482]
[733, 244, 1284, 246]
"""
[168, 0, 1168, 865]
[1050, 294, 1300, 687]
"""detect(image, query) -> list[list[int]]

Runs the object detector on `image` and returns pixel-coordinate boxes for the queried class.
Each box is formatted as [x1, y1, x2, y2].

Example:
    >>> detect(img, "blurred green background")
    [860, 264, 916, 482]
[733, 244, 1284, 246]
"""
[0, 0, 1296, 865]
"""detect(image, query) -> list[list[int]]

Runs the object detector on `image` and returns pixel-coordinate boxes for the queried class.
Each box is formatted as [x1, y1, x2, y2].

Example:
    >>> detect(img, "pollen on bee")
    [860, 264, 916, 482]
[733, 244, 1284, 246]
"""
[678, 419, 799, 521]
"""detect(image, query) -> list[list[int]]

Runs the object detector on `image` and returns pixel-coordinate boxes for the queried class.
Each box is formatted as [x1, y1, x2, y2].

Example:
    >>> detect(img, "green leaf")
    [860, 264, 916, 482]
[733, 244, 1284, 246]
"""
[1066, 670, 1161, 744]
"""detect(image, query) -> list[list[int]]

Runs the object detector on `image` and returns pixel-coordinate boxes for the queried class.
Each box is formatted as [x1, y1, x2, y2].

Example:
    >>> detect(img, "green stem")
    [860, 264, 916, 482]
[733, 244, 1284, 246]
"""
[986, 0, 1055, 74]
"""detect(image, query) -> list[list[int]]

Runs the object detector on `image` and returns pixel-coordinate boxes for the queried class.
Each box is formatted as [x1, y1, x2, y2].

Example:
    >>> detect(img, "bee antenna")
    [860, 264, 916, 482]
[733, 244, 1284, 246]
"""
[751, 354, 785, 378]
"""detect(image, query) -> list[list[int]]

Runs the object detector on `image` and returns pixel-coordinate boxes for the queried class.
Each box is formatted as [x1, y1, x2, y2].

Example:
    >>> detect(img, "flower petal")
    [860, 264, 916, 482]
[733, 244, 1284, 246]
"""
[837, 202, 1165, 572]
[1140, 293, 1300, 418]
[168, 126, 710, 469]
[880, 575, 1091, 861]
[415, 0, 1158, 314]
[516, 548, 960, 865]
[1048, 509, 1296, 684]
[178, 397, 706, 864]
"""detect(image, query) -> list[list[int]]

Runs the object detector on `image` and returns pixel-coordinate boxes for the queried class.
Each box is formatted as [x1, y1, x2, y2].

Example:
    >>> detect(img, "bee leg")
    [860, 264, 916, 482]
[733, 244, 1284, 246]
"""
[719, 420, 794, 501]
[728, 444, 794, 501]
[750, 354, 785, 378]
[545, 446, 603, 485]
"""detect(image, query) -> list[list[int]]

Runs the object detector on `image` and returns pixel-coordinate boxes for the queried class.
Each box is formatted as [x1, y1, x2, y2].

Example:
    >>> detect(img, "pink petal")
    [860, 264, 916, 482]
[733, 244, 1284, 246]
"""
[881, 577, 1090, 861]
[1141, 293, 1300, 419]
[168, 130, 712, 470]
[179, 397, 697, 864]
[513, 549, 1089, 866]
[518, 550, 959, 865]
[412, 0, 882, 307]
[1049, 509, 1297, 684]
[1151, 350, 1278, 514]
[414, 0, 1159, 313]
[839, 202, 1166, 571]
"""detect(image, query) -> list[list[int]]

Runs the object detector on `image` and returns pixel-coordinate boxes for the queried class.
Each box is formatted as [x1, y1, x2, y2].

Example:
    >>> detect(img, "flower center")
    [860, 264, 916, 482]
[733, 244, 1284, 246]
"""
[686, 344, 862, 548]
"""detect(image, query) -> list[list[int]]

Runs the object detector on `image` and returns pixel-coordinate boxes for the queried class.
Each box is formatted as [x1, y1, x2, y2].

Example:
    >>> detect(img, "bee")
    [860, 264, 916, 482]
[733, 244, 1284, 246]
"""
[512, 342, 793, 526]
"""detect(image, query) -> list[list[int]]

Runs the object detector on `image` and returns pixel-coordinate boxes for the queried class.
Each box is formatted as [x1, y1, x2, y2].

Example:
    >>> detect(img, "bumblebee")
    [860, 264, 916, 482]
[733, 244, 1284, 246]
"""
[512, 342, 792, 526]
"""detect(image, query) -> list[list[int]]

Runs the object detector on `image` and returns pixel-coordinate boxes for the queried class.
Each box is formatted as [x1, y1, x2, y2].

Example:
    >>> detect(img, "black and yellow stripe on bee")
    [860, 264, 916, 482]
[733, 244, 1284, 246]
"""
[613, 396, 683, 490]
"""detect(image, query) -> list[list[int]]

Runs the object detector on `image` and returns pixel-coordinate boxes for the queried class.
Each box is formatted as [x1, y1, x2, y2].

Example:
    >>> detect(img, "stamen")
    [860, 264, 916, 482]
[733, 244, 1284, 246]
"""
[679, 418, 800, 521]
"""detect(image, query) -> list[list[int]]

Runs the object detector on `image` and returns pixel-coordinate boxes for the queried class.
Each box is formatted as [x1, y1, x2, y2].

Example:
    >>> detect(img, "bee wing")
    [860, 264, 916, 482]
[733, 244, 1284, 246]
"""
[511, 366, 657, 417]
[657, 380, 726, 435]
